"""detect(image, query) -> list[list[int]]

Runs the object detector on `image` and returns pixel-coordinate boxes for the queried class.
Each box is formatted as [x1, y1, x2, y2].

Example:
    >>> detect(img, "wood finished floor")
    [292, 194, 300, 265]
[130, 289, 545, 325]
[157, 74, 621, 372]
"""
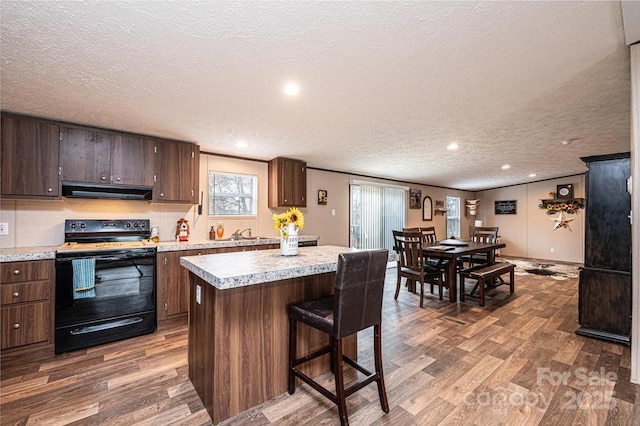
[2, 263, 639, 425]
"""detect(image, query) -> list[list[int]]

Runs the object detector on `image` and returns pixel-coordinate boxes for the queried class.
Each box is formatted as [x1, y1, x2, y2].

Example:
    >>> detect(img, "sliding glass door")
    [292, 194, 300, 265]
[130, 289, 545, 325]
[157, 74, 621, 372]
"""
[350, 182, 406, 252]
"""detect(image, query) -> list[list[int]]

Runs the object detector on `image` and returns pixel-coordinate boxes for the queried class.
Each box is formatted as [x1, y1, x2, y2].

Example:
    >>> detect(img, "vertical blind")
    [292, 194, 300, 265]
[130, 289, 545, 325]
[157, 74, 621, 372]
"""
[350, 183, 406, 252]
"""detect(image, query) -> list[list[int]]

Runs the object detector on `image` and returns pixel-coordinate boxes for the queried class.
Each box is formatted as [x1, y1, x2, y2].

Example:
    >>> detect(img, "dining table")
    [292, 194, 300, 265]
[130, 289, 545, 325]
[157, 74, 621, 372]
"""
[424, 239, 506, 302]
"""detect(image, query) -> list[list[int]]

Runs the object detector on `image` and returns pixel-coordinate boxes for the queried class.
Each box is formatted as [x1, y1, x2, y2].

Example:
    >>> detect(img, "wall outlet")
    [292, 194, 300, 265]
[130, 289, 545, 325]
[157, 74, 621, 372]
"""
[196, 285, 202, 304]
[550, 247, 555, 253]
[0, 222, 8, 235]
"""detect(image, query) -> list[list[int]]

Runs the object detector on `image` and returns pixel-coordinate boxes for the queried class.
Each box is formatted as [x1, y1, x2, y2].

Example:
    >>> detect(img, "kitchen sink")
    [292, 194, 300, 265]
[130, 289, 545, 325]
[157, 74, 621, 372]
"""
[215, 236, 272, 241]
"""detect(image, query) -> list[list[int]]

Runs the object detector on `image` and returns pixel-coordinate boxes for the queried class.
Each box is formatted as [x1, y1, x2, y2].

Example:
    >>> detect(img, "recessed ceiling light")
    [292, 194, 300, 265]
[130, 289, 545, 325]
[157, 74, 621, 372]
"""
[235, 140, 248, 148]
[283, 82, 300, 96]
[501, 164, 511, 170]
[447, 143, 459, 150]
[561, 137, 583, 145]
[529, 173, 537, 177]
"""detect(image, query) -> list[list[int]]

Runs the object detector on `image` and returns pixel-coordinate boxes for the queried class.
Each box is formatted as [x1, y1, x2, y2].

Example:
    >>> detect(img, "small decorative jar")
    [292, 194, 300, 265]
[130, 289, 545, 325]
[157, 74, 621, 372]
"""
[280, 222, 299, 256]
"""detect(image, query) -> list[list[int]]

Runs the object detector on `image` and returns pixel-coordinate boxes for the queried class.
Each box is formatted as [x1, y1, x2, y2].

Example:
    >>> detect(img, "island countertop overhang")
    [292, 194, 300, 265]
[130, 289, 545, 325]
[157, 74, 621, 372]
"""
[180, 245, 360, 290]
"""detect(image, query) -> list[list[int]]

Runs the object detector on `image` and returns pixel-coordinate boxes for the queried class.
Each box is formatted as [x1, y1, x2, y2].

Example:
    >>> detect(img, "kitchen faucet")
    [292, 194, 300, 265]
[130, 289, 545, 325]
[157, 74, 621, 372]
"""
[231, 228, 252, 239]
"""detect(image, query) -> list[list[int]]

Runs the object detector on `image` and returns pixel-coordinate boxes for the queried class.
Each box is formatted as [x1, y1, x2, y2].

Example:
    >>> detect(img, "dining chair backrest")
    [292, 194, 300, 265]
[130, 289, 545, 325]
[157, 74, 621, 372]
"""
[392, 230, 424, 272]
[420, 226, 438, 244]
[471, 227, 499, 244]
[403, 227, 438, 244]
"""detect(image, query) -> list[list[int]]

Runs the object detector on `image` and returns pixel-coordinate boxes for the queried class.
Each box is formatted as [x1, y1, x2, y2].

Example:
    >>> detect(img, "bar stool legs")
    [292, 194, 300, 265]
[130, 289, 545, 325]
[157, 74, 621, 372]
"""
[287, 250, 389, 425]
[374, 324, 390, 413]
[288, 320, 389, 426]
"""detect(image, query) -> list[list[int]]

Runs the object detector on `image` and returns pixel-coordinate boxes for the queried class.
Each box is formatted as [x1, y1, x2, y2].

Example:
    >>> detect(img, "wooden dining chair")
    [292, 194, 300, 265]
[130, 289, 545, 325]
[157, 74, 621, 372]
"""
[459, 226, 500, 300]
[419, 226, 438, 244]
[392, 230, 444, 306]
[417, 227, 450, 291]
[460, 226, 499, 268]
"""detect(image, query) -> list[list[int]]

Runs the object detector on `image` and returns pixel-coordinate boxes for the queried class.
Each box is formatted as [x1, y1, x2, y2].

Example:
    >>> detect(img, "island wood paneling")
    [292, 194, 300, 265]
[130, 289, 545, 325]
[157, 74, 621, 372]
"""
[188, 271, 356, 424]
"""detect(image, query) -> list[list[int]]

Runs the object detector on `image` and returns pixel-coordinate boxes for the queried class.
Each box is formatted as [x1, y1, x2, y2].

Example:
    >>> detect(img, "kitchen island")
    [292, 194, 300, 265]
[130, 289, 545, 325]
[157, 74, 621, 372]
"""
[180, 245, 359, 424]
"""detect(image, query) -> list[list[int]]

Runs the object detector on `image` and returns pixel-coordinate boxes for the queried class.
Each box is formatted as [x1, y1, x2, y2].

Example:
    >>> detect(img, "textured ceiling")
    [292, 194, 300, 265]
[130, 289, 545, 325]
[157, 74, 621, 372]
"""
[0, 1, 632, 190]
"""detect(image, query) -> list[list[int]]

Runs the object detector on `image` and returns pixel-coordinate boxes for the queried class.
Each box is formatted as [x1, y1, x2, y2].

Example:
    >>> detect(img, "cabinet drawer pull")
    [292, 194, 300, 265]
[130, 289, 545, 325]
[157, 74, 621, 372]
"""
[13, 323, 20, 329]
[48, 188, 53, 192]
[101, 176, 107, 181]
[12, 292, 19, 298]
[13, 269, 20, 275]
[116, 177, 121, 181]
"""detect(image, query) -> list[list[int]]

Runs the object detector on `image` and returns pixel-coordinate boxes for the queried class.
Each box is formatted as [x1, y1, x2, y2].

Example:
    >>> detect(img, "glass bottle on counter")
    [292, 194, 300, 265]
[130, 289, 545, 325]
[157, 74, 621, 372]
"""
[216, 222, 224, 239]
[209, 226, 216, 240]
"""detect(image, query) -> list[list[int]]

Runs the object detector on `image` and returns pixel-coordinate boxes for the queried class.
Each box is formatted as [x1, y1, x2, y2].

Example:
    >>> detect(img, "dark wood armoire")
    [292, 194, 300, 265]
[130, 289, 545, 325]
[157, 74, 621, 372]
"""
[577, 152, 632, 345]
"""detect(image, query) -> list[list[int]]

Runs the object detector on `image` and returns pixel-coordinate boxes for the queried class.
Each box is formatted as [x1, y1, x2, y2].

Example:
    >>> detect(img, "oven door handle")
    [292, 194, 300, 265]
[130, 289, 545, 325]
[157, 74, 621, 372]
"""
[56, 255, 119, 263]
[69, 317, 144, 335]
[56, 253, 152, 263]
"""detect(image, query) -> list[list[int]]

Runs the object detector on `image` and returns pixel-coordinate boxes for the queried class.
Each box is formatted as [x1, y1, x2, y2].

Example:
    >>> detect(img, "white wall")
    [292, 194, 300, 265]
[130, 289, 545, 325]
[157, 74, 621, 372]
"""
[0, 196, 197, 247]
[476, 175, 586, 263]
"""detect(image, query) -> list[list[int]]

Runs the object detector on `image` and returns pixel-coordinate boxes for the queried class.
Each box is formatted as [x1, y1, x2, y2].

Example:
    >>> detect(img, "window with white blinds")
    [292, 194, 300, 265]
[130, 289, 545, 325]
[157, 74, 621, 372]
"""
[446, 196, 460, 238]
[349, 182, 406, 253]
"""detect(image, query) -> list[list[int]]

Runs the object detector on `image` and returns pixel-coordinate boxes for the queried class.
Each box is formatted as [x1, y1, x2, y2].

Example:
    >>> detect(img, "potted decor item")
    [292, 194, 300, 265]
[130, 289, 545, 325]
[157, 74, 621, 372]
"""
[273, 207, 305, 256]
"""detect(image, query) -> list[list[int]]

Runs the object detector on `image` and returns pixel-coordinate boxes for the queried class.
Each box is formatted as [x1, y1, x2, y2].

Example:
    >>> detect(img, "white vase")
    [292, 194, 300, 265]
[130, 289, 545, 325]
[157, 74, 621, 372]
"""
[280, 223, 299, 256]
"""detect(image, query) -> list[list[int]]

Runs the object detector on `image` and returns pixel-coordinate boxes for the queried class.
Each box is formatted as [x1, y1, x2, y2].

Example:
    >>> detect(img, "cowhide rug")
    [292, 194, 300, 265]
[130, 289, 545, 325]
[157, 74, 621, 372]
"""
[501, 258, 580, 280]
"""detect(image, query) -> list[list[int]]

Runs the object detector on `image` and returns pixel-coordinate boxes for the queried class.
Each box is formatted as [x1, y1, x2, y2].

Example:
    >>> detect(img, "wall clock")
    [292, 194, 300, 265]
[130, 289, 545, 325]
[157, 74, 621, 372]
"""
[556, 184, 573, 199]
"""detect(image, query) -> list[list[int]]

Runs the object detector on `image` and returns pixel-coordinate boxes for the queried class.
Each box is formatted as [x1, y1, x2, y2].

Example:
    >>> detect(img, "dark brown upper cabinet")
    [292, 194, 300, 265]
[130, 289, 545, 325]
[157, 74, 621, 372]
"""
[153, 139, 199, 204]
[60, 126, 154, 187]
[1, 114, 61, 199]
[268, 157, 307, 208]
[114, 135, 155, 187]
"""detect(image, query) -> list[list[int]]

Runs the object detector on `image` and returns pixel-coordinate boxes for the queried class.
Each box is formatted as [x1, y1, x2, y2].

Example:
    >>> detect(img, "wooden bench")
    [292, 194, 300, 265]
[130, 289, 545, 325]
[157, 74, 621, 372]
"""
[458, 262, 515, 306]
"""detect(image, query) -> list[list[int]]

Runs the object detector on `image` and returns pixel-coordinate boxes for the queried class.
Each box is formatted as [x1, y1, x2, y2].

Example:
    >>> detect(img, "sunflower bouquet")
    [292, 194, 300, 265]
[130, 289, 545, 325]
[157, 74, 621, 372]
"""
[273, 207, 305, 238]
[538, 199, 584, 215]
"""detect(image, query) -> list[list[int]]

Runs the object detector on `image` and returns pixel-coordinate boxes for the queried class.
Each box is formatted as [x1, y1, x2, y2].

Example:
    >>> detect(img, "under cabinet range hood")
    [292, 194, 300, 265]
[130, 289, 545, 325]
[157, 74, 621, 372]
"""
[62, 182, 153, 200]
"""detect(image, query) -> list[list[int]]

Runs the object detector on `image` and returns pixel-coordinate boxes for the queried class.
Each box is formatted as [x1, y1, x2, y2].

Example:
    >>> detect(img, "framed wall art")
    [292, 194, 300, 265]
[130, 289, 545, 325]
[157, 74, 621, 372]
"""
[556, 184, 574, 199]
[422, 196, 433, 221]
[410, 189, 422, 209]
[318, 189, 328, 205]
[495, 200, 517, 215]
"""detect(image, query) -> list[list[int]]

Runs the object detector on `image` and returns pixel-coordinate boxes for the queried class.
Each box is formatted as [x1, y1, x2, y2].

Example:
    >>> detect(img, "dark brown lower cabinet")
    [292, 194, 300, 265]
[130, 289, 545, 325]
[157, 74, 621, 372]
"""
[577, 269, 631, 344]
[157, 244, 280, 322]
[0, 260, 54, 353]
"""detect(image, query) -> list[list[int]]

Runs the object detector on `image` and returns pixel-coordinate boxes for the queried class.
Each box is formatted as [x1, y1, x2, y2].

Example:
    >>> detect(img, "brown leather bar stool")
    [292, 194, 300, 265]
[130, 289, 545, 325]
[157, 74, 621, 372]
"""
[288, 249, 390, 426]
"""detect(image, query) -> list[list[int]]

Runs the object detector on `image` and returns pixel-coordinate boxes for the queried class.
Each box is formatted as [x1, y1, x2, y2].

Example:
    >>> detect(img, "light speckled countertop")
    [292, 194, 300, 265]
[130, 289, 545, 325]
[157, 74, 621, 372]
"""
[155, 235, 317, 252]
[0, 236, 319, 262]
[0, 246, 59, 262]
[180, 245, 358, 290]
